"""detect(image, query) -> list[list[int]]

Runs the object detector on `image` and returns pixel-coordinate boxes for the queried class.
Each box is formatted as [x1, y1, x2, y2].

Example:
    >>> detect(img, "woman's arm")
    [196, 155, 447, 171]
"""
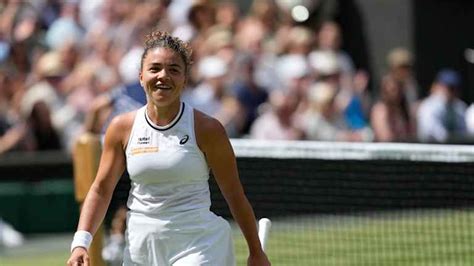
[75, 115, 129, 234]
[195, 111, 271, 266]
[68, 112, 133, 266]
[371, 103, 394, 142]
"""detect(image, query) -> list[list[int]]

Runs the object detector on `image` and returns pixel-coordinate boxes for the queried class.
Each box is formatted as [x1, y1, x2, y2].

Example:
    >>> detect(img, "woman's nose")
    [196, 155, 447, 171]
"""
[157, 68, 170, 80]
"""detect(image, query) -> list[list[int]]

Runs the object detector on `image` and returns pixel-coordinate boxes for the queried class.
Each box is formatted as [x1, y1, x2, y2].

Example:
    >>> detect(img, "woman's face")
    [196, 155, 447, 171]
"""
[383, 78, 402, 102]
[139, 47, 187, 108]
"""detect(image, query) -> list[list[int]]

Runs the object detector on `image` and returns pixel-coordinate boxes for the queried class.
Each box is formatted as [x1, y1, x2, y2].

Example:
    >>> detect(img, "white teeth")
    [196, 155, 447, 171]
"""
[155, 84, 171, 90]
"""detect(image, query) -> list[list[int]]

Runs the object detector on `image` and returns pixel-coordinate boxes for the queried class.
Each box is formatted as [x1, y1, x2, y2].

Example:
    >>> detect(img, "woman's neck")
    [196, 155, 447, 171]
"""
[146, 101, 181, 126]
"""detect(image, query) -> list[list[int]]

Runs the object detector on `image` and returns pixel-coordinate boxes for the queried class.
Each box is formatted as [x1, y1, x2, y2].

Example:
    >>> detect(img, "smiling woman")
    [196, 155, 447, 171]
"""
[67, 30, 271, 266]
[139, 31, 190, 115]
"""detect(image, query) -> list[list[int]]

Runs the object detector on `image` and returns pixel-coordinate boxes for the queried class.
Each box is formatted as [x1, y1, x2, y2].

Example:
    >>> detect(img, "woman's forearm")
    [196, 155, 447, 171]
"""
[227, 194, 264, 255]
[77, 183, 115, 236]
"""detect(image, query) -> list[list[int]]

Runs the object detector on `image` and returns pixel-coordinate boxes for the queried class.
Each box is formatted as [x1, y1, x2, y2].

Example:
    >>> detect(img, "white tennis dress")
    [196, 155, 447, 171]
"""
[123, 102, 235, 266]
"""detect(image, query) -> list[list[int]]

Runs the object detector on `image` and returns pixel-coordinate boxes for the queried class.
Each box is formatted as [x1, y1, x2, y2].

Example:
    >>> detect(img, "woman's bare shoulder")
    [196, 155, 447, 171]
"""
[105, 110, 138, 147]
[109, 111, 136, 130]
[194, 109, 227, 149]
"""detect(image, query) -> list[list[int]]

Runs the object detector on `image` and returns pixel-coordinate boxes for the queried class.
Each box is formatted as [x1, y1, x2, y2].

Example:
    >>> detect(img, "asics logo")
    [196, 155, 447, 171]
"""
[179, 135, 189, 145]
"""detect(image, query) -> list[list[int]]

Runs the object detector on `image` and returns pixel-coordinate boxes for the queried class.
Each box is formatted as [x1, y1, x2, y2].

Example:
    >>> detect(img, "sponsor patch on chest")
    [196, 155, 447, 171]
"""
[130, 146, 159, 155]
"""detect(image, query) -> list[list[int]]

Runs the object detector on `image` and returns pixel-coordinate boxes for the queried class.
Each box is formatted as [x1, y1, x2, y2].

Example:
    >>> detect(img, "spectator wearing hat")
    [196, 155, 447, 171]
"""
[278, 26, 314, 56]
[386, 47, 420, 112]
[276, 53, 312, 113]
[0, 51, 67, 154]
[309, 50, 370, 133]
[187, 55, 244, 137]
[371, 75, 416, 142]
[314, 21, 356, 90]
[298, 82, 346, 141]
[417, 69, 468, 143]
[20, 51, 81, 151]
[299, 82, 372, 142]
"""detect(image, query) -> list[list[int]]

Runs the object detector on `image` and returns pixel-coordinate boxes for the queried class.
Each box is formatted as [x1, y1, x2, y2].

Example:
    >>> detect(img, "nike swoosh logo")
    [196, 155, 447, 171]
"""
[179, 135, 189, 145]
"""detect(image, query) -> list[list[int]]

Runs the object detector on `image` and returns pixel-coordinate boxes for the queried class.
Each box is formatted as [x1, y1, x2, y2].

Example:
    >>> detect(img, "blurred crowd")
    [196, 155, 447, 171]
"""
[1, 0, 474, 156]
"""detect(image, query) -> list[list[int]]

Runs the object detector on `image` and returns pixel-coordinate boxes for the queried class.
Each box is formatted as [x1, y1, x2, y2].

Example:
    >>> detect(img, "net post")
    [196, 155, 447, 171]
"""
[72, 132, 106, 266]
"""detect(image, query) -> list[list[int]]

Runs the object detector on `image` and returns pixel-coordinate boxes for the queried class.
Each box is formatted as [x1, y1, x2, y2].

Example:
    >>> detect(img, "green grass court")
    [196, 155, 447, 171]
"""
[1, 210, 473, 266]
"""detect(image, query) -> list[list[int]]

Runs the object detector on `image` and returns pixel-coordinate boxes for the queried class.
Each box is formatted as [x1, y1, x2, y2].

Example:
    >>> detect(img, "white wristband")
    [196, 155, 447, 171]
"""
[70, 230, 93, 252]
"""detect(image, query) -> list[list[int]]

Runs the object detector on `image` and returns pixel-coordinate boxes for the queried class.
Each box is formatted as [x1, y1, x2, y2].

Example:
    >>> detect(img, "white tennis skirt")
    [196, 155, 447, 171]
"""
[122, 209, 235, 266]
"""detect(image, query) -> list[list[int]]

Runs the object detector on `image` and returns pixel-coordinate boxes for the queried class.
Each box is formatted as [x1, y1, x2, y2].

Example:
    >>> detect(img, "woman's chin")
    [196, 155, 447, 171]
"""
[150, 98, 179, 108]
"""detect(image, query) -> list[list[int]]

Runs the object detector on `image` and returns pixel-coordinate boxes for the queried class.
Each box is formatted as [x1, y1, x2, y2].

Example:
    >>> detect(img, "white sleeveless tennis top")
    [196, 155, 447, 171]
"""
[125, 102, 211, 215]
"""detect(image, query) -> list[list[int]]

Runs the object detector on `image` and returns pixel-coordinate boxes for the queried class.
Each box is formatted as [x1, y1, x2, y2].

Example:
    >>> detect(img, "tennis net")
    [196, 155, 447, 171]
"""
[209, 140, 474, 266]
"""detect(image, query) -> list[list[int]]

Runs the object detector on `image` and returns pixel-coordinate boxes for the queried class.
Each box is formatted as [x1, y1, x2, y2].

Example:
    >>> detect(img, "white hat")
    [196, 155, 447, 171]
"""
[119, 46, 143, 84]
[308, 81, 337, 105]
[276, 54, 310, 84]
[198, 56, 228, 79]
[37, 51, 66, 78]
[308, 50, 340, 76]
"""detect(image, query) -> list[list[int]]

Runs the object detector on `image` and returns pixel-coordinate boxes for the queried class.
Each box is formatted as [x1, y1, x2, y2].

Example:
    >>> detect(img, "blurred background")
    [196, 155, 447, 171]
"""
[0, 0, 474, 265]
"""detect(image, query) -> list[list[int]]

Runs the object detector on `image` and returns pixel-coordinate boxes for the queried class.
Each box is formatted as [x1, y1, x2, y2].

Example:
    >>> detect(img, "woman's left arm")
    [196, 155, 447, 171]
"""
[196, 112, 270, 266]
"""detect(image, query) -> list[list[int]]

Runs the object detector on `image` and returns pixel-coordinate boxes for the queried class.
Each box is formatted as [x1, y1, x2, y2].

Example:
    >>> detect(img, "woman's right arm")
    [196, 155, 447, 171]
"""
[67, 113, 133, 266]
[370, 103, 392, 142]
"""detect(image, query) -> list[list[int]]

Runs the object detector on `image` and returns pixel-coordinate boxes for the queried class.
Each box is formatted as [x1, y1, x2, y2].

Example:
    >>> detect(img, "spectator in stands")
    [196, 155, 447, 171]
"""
[309, 50, 370, 132]
[234, 16, 279, 92]
[417, 69, 468, 143]
[299, 82, 372, 142]
[0, 64, 62, 154]
[231, 54, 269, 136]
[276, 53, 312, 111]
[350, 69, 372, 124]
[0, 68, 36, 154]
[0, 68, 23, 129]
[278, 25, 314, 56]
[7, 0, 471, 157]
[386, 47, 420, 112]
[250, 89, 303, 140]
[82, 45, 145, 137]
[172, 0, 215, 46]
[45, 1, 84, 50]
[313, 20, 355, 90]
[20, 51, 82, 151]
[1, 1, 45, 75]
[199, 26, 238, 84]
[215, 0, 240, 32]
[188, 55, 244, 137]
[248, 0, 281, 36]
[371, 75, 415, 142]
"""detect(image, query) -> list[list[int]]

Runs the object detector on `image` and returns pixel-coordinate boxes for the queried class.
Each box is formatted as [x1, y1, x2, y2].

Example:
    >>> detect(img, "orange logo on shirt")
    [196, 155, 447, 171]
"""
[131, 146, 159, 155]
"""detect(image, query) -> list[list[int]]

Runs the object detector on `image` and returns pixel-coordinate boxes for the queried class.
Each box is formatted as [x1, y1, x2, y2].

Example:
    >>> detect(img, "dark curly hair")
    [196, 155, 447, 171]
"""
[140, 30, 193, 75]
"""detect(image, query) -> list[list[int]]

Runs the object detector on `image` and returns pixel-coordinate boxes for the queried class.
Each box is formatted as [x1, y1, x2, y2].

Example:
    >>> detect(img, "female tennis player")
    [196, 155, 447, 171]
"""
[67, 30, 271, 266]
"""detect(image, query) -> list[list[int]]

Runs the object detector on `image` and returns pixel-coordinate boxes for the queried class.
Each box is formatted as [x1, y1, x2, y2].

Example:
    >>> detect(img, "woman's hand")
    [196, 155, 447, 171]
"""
[248, 252, 271, 266]
[67, 247, 90, 266]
